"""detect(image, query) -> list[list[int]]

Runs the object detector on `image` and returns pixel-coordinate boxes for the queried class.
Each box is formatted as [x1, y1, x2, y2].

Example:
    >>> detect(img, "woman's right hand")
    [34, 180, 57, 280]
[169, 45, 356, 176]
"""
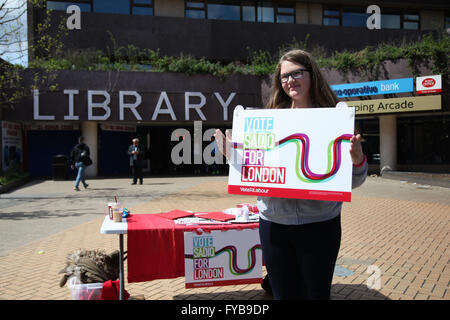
[214, 129, 232, 160]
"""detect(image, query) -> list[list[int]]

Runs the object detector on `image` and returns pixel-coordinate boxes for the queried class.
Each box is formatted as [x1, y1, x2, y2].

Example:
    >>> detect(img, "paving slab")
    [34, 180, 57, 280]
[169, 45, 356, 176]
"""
[0, 174, 448, 300]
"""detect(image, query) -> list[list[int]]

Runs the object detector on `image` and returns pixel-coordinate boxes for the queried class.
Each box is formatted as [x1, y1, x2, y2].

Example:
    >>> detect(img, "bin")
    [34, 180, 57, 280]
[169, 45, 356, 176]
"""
[53, 155, 68, 181]
[67, 277, 103, 300]
[71, 282, 103, 300]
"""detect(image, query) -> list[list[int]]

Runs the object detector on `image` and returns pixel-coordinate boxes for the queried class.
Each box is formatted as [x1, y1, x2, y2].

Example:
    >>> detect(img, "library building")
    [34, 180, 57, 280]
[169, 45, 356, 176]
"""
[2, 0, 449, 177]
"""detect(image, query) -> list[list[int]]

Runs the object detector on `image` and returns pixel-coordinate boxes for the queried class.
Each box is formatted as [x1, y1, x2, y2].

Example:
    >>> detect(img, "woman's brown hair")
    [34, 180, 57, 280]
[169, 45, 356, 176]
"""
[265, 49, 338, 109]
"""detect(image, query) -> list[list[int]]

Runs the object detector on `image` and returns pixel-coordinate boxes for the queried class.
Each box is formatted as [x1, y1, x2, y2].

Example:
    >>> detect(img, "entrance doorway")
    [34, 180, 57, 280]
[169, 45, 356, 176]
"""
[356, 118, 380, 174]
[137, 124, 230, 176]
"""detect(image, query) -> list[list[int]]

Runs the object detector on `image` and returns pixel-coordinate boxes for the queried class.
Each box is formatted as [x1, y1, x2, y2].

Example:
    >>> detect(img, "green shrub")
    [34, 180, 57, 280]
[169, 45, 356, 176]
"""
[28, 32, 449, 79]
[0, 166, 29, 186]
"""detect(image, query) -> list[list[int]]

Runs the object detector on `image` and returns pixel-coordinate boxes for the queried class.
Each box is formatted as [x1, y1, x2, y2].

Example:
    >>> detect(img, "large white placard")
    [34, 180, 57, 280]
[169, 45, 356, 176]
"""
[227, 107, 355, 201]
[184, 229, 262, 288]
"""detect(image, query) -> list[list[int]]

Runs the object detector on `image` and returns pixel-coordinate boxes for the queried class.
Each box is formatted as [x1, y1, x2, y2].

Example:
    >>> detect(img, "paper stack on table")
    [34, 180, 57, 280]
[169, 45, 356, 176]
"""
[162, 204, 260, 225]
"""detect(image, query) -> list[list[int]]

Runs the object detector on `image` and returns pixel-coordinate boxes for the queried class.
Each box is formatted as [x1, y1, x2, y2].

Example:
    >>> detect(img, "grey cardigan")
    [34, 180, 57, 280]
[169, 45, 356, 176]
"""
[257, 162, 368, 225]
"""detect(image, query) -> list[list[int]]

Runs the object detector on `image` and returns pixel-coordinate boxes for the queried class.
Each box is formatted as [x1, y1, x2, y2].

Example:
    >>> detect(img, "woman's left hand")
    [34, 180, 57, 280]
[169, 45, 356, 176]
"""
[349, 134, 365, 165]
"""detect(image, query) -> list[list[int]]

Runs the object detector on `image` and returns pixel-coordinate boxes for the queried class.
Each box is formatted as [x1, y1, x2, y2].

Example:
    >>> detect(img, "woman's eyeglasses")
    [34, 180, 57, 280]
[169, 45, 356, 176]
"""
[280, 69, 310, 83]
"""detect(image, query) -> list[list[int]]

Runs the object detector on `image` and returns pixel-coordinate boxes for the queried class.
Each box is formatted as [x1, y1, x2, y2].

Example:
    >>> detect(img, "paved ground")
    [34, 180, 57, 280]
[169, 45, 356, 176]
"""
[0, 174, 448, 300]
[0, 176, 214, 254]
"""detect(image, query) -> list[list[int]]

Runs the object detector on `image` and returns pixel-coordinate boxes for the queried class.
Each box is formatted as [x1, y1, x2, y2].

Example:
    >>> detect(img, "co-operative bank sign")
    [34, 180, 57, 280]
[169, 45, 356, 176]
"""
[331, 78, 414, 98]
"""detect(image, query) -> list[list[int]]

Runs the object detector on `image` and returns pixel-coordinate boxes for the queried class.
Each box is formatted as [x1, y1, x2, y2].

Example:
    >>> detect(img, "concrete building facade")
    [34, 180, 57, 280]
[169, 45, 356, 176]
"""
[2, 0, 448, 177]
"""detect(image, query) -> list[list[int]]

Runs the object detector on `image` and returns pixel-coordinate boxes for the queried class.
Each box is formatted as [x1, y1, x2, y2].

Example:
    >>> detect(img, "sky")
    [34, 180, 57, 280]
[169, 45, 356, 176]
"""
[0, 0, 28, 67]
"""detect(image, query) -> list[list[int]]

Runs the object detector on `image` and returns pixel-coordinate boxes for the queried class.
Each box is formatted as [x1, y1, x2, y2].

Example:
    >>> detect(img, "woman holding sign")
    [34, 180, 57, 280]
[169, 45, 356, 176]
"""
[214, 49, 368, 300]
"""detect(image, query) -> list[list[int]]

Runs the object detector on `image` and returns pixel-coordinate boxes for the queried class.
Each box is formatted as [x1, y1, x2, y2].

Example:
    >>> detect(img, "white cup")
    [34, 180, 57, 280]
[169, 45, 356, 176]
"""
[241, 206, 249, 221]
[112, 203, 122, 222]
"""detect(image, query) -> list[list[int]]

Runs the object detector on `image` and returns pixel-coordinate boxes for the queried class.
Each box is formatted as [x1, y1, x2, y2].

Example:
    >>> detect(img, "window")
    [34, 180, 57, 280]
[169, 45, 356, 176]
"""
[381, 12, 419, 29]
[403, 14, 419, 30]
[186, 1, 206, 19]
[239, 1, 277, 23]
[132, 0, 153, 16]
[323, 7, 340, 26]
[47, 0, 154, 15]
[184, 1, 294, 24]
[276, 3, 295, 24]
[242, 1, 256, 22]
[398, 116, 450, 165]
[208, 1, 240, 21]
[46, 0, 92, 12]
[324, 7, 370, 27]
[381, 13, 400, 29]
[324, 6, 420, 29]
[257, 2, 274, 23]
[342, 7, 368, 27]
[93, 0, 130, 14]
[356, 119, 380, 165]
[446, 13, 450, 30]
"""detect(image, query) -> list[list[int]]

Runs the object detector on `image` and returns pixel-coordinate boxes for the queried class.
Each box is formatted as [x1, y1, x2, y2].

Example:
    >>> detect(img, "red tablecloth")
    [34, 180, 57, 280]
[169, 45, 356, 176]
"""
[126, 213, 259, 283]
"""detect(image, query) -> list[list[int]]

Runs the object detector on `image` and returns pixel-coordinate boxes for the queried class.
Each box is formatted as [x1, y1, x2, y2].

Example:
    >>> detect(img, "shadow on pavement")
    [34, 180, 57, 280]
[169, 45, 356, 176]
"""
[331, 283, 390, 300]
[173, 289, 272, 300]
[0, 209, 103, 220]
[172, 284, 390, 300]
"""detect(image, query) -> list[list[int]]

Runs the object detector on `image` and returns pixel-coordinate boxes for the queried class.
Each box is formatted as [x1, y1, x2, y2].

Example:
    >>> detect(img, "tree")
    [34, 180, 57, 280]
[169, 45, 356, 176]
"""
[0, 0, 27, 65]
[0, 0, 64, 109]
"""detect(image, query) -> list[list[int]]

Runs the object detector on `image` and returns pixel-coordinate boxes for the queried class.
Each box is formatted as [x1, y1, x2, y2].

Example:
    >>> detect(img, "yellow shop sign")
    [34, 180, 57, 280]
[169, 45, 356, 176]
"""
[346, 95, 441, 115]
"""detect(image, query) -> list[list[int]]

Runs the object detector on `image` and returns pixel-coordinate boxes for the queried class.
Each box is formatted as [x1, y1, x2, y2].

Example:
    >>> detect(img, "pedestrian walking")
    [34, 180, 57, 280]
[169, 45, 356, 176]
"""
[70, 136, 91, 191]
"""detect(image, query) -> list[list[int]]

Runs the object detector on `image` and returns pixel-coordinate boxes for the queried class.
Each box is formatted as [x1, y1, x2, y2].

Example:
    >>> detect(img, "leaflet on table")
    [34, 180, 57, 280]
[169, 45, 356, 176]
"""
[227, 106, 355, 202]
[184, 229, 262, 288]
[175, 217, 231, 225]
[174, 214, 259, 225]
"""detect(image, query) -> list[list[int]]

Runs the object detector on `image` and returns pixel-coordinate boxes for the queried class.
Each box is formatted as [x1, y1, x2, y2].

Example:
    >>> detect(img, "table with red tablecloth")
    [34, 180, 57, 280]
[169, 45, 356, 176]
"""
[126, 213, 259, 283]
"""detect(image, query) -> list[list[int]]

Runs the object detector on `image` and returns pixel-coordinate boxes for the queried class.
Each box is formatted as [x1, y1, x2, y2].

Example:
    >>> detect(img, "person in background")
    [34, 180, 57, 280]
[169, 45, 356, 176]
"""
[206, 136, 220, 175]
[214, 49, 368, 300]
[128, 138, 145, 185]
[70, 136, 90, 191]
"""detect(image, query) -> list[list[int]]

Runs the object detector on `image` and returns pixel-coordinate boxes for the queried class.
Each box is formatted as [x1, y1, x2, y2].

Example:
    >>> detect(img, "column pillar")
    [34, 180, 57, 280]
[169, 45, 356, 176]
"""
[379, 115, 397, 173]
[81, 121, 98, 177]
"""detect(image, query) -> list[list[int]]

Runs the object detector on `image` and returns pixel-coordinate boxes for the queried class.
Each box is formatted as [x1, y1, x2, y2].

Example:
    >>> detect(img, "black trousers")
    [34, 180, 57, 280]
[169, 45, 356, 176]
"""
[259, 215, 341, 300]
[132, 161, 143, 183]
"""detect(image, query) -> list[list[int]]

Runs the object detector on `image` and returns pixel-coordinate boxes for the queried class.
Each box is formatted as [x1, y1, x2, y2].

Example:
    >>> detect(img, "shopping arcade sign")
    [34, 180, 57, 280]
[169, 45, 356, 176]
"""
[347, 95, 442, 115]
